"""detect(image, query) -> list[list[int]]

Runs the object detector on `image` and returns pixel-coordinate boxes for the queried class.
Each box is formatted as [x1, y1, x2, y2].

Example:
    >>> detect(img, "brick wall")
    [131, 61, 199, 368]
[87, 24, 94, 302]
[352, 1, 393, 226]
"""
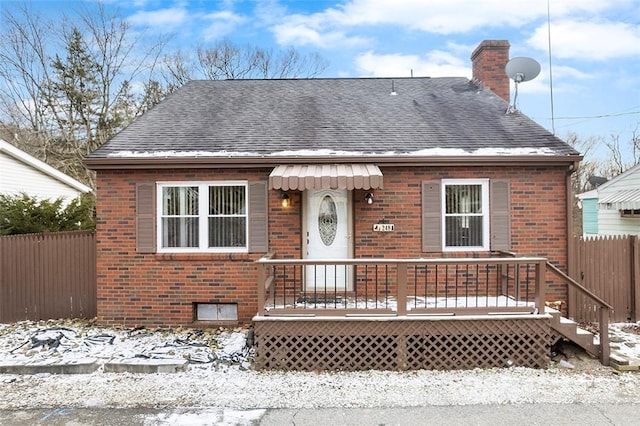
[96, 168, 272, 327]
[95, 164, 569, 327]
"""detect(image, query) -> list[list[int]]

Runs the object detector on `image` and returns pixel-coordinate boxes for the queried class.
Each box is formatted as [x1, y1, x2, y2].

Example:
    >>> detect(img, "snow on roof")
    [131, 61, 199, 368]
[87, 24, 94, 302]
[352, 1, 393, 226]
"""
[106, 147, 559, 158]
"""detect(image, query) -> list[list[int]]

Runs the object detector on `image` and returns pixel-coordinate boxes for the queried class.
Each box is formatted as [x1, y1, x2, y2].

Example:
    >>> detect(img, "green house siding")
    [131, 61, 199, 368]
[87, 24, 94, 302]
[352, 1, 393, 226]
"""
[582, 198, 598, 235]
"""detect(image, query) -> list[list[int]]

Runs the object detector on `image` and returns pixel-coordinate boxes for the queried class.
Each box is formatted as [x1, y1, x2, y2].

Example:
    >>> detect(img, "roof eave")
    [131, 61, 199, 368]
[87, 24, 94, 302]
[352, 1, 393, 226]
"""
[84, 154, 583, 170]
[2, 139, 93, 193]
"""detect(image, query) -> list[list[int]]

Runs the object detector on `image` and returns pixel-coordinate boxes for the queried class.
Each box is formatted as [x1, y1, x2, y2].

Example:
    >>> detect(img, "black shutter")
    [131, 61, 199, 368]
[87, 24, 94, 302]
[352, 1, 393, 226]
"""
[422, 180, 442, 252]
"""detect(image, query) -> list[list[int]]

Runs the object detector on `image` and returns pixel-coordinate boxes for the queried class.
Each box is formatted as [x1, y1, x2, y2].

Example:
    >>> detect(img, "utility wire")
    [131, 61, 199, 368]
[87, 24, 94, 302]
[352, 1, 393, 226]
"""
[553, 110, 640, 120]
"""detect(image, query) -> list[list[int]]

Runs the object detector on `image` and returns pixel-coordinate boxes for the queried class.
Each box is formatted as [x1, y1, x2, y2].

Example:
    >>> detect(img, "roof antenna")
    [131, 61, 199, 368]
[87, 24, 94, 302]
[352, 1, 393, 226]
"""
[505, 57, 541, 114]
[547, 0, 556, 134]
[391, 79, 397, 96]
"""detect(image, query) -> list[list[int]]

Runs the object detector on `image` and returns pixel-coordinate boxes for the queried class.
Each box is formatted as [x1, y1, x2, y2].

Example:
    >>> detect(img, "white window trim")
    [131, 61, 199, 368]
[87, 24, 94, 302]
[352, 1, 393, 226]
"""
[156, 181, 249, 253]
[441, 179, 490, 252]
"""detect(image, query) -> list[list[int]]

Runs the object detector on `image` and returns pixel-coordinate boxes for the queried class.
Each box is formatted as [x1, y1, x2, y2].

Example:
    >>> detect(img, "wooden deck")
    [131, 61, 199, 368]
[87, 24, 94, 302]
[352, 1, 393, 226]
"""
[252, 255, 611, 370]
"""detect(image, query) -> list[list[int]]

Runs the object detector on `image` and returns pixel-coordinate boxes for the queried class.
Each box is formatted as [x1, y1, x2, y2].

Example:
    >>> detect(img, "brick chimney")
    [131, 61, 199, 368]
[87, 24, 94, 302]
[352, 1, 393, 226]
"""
[470, 40, 510, 102]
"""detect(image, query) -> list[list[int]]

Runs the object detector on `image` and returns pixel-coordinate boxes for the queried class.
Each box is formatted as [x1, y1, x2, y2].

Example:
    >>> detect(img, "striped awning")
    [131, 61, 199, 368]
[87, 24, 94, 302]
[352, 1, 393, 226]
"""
[269, 164, 383, 191]
[598, 189, 640, 210]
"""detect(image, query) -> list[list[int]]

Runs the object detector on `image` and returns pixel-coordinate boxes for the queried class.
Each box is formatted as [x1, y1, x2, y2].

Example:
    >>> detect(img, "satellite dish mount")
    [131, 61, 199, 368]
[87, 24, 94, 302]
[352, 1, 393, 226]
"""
[504, 57, 541, 113]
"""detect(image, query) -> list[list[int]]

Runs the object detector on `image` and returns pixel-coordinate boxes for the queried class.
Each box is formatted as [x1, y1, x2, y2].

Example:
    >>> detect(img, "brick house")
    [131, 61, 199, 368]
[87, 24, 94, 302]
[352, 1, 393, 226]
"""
[85, 40, 582, 342]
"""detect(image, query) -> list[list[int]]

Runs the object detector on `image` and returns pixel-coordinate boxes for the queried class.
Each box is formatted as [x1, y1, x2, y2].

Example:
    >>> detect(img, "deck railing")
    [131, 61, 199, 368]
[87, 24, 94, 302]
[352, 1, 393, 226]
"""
[256, 255, 548, 317]
[546, 260, 612, 365]
[497, 250, 612, 366]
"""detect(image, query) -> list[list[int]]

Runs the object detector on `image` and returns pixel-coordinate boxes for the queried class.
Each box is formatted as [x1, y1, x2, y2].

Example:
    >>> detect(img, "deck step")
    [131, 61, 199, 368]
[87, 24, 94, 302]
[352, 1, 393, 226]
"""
[547, 308, 598, 357]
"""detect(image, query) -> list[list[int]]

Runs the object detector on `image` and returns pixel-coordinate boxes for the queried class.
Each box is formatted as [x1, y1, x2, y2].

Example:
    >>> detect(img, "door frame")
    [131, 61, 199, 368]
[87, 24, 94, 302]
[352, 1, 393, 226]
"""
[302, 189, 354, 291]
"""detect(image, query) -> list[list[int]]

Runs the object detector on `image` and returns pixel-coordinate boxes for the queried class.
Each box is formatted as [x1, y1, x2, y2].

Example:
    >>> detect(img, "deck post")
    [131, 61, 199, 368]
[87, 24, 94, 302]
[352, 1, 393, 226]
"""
[257, 263, 266, 316]
[535, 260, 546, 314]
[632, 236, 640, 322]
[397, 263, 407, 316]
[599, 306, 610, 366]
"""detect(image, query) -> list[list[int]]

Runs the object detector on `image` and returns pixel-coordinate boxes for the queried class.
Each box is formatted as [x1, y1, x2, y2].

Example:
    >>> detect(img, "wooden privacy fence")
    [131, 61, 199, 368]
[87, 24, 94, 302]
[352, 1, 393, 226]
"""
[0, 231, 96, 323]
[569, 235, 640, 323]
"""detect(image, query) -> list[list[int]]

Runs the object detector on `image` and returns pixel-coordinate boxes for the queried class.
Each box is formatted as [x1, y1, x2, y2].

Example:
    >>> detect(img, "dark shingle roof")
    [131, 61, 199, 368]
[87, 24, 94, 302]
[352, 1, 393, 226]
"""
[87, 77, 579, 160]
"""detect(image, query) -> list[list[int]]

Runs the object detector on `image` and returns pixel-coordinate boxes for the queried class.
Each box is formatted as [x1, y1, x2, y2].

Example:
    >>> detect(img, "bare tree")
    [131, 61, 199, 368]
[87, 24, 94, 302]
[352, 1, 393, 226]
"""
[0, 3, 57, 161]
[161, 50, 193, 91]
[603, 134, 627, 177]
[0, 2, 167, 187]
[566, 133, 601, 191]
[1, 3, 328, 188]
[598, 128, 640, 178]
[163, 39, 328, 86]
[568, 129, 640, 234]
[566, 133, 602, 235]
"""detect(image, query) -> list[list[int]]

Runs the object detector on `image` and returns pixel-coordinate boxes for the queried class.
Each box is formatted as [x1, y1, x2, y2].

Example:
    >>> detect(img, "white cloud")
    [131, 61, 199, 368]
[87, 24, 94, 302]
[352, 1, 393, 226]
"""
[336, 0, 541, 33]
[202, 11, 248, 40]
[345, 0, 630, 31]
[551, 64, 593, 81]
[127, 7, 188, 29]
[505, 61, 596, 100]
[528, 20, 640, 61]
[254, 0, 288, 25]
[270, 0, 634, 49]
[273, 14, 370, 48]
[354, 49, 470, 78]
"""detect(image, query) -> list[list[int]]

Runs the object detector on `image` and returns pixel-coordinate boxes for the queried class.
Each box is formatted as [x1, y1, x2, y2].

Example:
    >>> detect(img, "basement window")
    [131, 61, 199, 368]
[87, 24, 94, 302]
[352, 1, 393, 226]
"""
[195, 303, 238, 321]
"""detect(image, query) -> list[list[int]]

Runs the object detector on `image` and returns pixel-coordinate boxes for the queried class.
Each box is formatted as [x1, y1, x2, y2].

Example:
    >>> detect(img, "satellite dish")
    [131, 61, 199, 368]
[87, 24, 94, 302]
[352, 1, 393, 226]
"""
[504, 57, 541, 114]
[505, 57, 541, 83]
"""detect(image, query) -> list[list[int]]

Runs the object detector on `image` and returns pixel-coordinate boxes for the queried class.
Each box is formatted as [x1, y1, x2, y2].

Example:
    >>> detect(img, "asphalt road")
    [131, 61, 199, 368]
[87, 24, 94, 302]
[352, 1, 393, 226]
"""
[1, 404, 640, 425]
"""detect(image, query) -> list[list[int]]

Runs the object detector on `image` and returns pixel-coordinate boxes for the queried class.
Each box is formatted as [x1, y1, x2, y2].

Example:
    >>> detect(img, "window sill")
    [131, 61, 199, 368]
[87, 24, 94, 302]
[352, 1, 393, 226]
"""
[191, 320, 240, 328]
[442, 248, 490, 253]
[155, 253, 255, 261]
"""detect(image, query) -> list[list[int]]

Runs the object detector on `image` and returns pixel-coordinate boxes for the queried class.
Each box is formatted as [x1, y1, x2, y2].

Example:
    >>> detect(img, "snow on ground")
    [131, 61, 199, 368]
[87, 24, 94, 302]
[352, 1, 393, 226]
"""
[1, 319, 640, 410]
[266, 295, 533, 311]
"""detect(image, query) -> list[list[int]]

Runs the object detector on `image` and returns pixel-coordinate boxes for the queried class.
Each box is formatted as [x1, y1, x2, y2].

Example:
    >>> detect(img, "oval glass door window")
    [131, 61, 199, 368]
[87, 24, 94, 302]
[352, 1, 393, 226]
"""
[318, 195, 338, 246]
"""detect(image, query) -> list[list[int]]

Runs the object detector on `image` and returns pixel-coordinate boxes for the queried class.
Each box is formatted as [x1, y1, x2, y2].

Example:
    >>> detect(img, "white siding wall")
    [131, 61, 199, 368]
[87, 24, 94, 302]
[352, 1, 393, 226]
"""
[598, 209, 640, 235]
[597, 169, 640, 235]
[0, 151, 83, 202]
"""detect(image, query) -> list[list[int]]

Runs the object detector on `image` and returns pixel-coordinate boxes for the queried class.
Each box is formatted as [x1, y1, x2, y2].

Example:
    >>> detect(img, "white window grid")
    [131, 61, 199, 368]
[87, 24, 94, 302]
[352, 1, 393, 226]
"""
[441, 179, 490, 252]
[157, 181, 249, 253]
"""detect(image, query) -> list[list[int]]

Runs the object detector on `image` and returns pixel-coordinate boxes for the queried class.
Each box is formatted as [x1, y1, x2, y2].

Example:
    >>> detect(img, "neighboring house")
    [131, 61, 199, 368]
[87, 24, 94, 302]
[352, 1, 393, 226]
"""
[0, 139, 91, 203]
[85, 40, 582, 328]
[577, 189, 599, 235]
[578, 165, 640, 236]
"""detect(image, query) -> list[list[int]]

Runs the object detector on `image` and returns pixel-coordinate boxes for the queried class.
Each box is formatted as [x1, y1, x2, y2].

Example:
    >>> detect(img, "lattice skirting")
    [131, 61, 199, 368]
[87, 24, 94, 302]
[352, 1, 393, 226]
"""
[253, 316, 552, 371]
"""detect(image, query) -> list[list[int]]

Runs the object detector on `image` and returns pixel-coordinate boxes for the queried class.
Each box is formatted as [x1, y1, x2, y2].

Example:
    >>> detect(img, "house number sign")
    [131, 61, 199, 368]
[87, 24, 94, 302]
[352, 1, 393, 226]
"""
[373, 223, 395, 232]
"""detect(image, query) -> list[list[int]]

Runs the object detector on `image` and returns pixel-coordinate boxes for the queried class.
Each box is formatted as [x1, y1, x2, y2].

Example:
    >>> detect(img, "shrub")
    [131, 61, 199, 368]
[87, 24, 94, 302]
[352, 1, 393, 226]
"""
[0, 192, 95, 235]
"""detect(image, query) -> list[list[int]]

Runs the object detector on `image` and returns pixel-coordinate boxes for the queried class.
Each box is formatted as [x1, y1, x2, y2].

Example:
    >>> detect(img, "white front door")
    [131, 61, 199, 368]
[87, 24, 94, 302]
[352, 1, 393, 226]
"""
[304, 189, 352, 291]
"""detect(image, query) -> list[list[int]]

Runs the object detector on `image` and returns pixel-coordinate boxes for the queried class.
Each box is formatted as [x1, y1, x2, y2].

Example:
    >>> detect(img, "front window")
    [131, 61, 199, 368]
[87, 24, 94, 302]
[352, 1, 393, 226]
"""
[158, 182, 247, 252]
[442, 179, 489, 251]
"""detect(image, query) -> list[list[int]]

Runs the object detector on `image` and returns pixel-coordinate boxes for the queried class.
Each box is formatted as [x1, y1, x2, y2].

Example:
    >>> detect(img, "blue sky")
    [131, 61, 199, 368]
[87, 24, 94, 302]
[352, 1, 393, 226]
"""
[6, 0, 640, 159]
